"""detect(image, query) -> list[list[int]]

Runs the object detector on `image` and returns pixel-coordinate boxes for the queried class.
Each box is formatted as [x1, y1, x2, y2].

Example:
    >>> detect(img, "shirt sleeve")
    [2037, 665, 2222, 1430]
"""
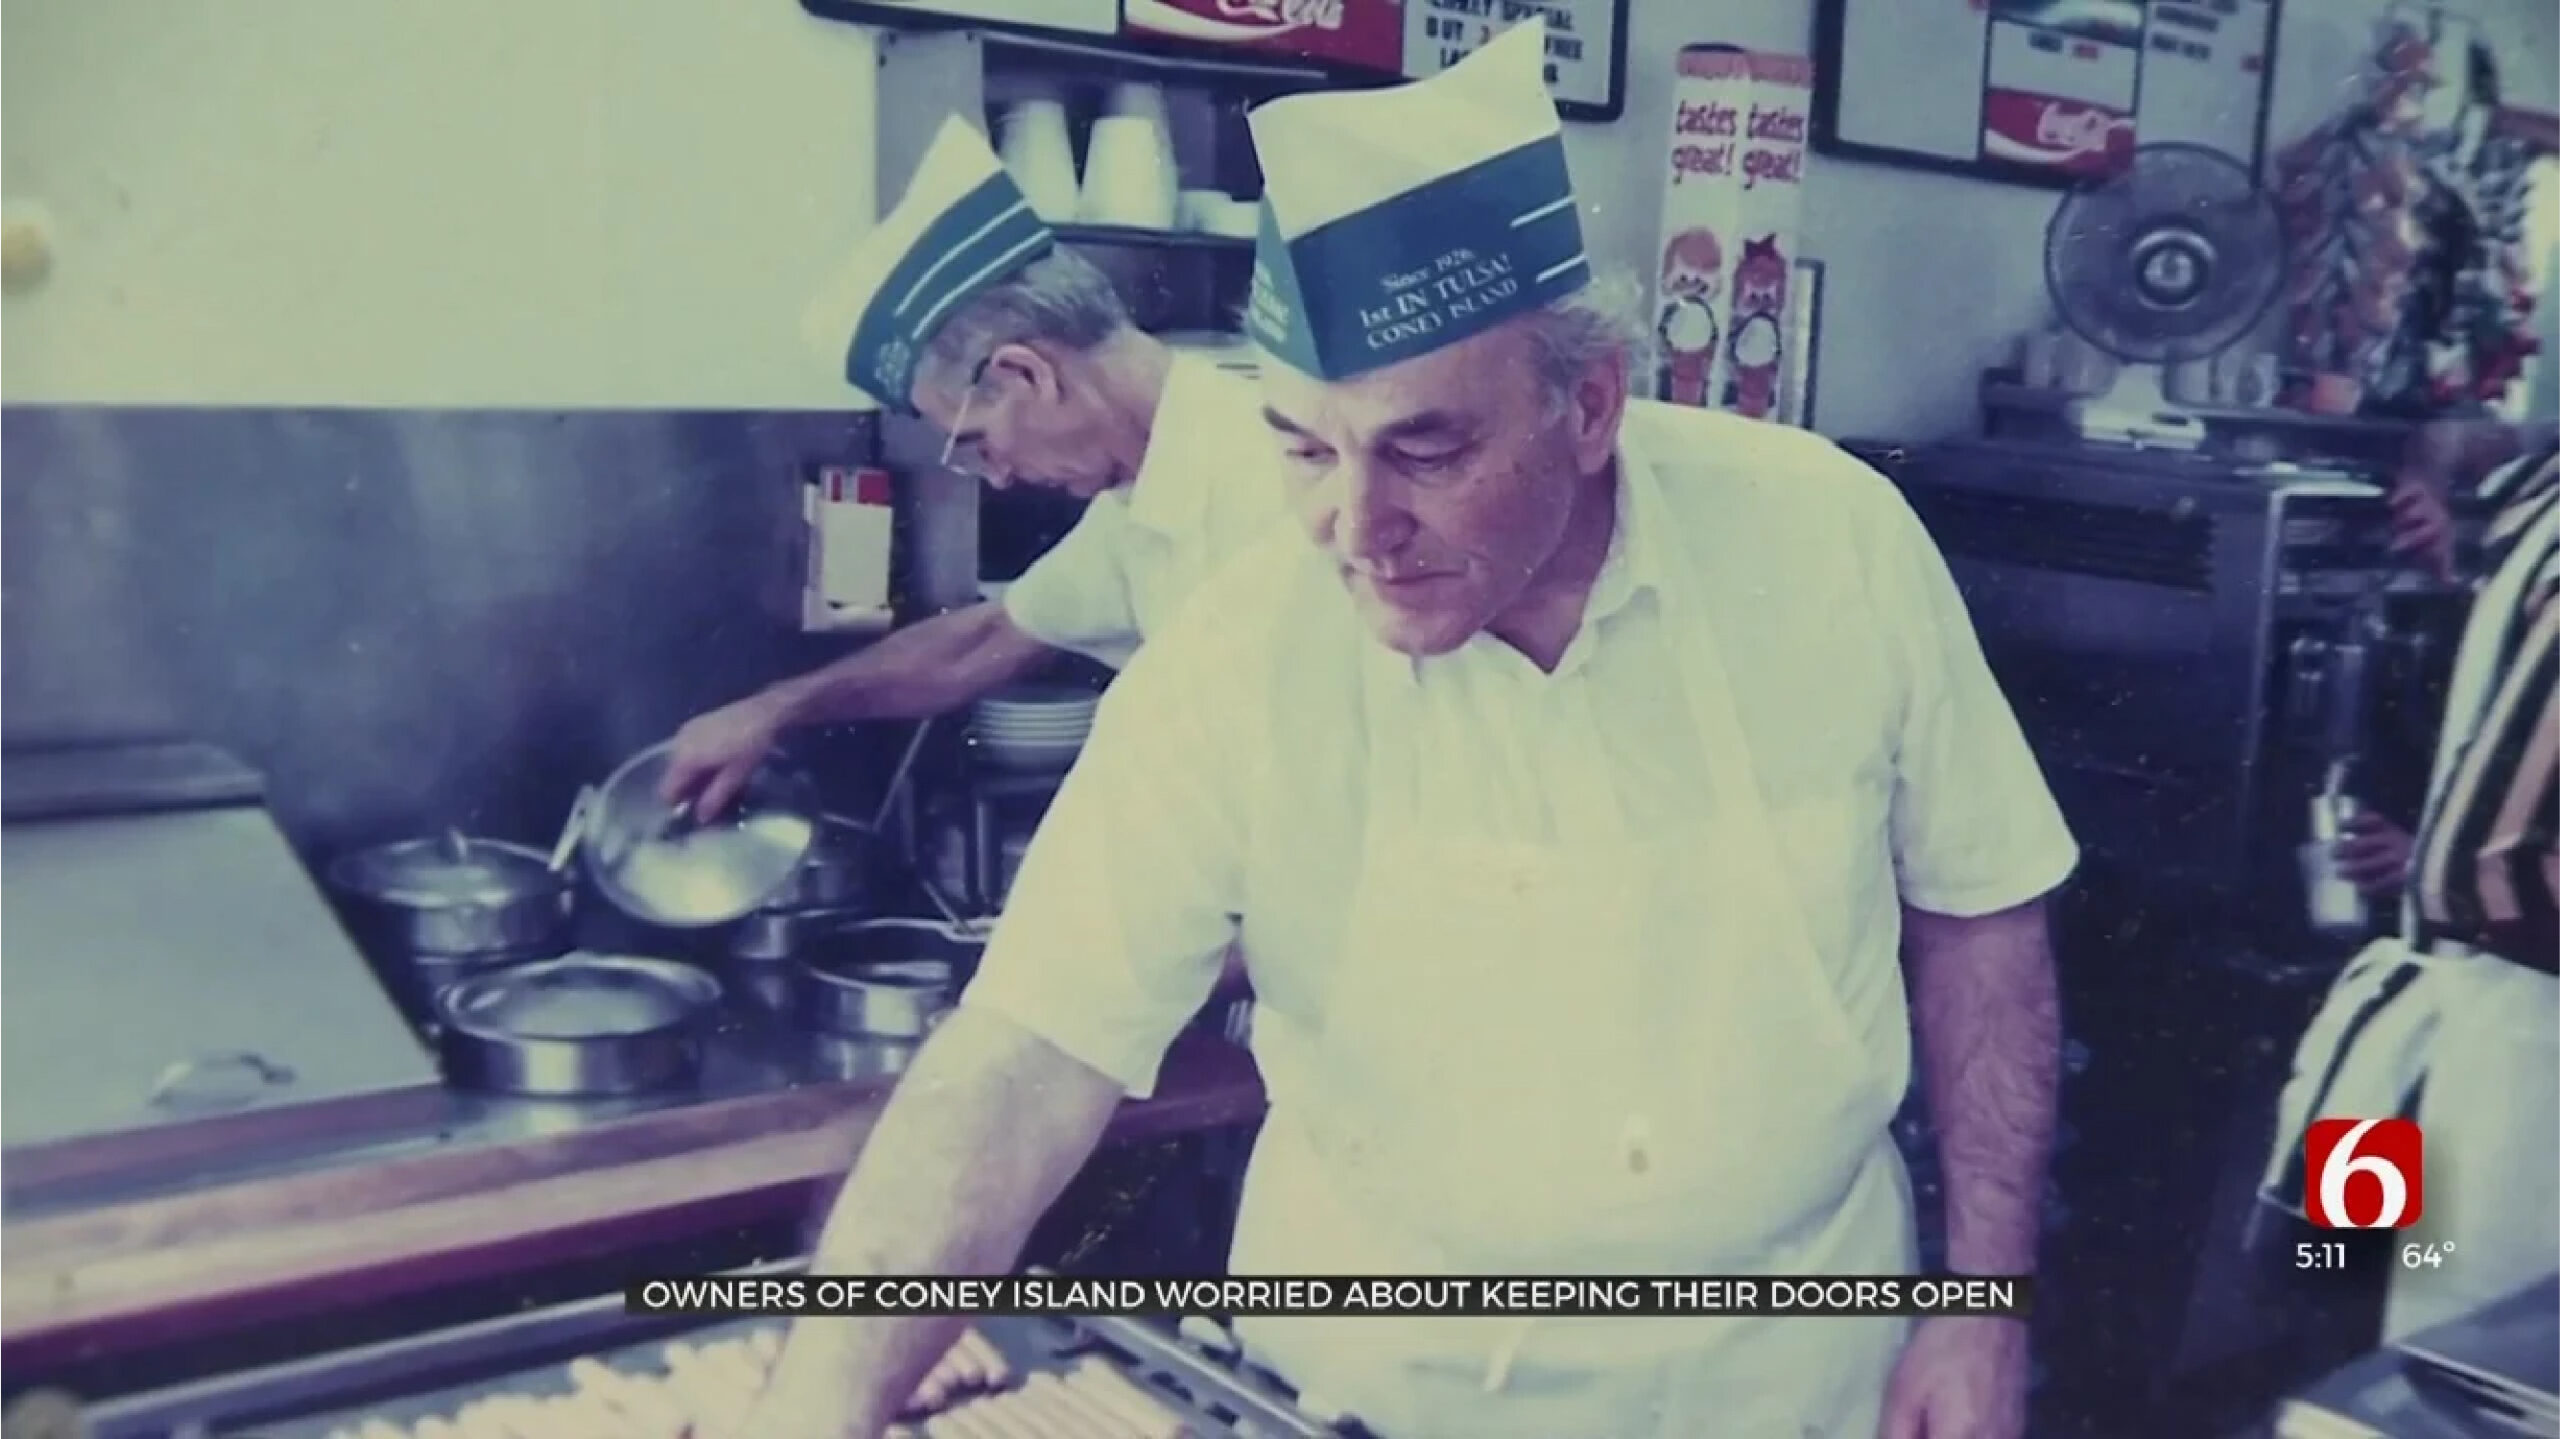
[2418, 577, 2558, 963]
[1867, 485, 2082, 917]
[959, 602, 1252, 1097]
[1002, 500, 1141, 667]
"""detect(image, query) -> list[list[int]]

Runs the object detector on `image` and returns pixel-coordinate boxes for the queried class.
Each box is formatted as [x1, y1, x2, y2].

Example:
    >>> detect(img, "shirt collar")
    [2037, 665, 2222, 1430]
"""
[1121, 353, 1224, 539]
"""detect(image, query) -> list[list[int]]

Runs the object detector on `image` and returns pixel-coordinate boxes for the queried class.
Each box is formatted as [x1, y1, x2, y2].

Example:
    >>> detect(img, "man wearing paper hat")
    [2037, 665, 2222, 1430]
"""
[748, 23, 2073, 1439]
[656, 114, 1284, 820]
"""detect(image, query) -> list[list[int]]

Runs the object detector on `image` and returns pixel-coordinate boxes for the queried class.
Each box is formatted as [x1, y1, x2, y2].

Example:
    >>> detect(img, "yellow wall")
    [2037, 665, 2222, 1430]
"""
[3, 0, 879, 408]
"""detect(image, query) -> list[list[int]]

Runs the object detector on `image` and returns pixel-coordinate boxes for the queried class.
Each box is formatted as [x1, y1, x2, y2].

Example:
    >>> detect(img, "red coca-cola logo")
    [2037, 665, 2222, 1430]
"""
[1127, 0, 1396, 69]
[2034, 101, 2122, 156]
[1208, 0, 1344, 28]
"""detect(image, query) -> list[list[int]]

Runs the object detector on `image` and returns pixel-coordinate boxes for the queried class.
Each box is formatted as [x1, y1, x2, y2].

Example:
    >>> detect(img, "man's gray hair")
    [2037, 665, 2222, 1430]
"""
[1523, 268, 1656, 407]
[913, 248, 1131, 398]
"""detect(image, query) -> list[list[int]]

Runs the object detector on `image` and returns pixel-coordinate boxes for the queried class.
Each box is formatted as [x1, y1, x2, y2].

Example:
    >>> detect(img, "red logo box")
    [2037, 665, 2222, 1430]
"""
[2304, 1118, 2426, 1230]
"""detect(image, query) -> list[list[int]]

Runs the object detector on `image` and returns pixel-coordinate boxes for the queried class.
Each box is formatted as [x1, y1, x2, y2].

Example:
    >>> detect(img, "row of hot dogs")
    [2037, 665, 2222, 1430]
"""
[318, 1324, 1193, 1439]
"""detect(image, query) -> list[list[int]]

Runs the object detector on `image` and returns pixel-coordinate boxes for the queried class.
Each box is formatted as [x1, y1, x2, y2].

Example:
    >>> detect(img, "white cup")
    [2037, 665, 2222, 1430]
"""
[2299, 842, 2370, 939]
[2056, 332, 2117, 395]
[997, 100, 1079, 224]
[1178, 189, 1230, 232]
[1079, 114, 1177, 230]
[1205, 197, 1259, 239]
[2165, 358, 2217, 406]
[1102, 82, 1170, 124]
[2018, 331, 2062, 389]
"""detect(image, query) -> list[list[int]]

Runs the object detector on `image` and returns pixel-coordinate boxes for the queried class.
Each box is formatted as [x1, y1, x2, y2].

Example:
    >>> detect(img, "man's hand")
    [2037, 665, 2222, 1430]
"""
[1877, 1315, 2030, 1439]
[2387, 476, 2457, 582]
[2334, 812, 2415, 897]
[736, 1329, 891, 1439]
[659, 689, 799, 820]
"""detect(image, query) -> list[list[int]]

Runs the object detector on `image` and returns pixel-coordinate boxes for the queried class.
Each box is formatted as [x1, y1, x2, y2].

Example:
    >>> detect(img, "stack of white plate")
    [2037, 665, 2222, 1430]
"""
[970, 685, 1101, 771]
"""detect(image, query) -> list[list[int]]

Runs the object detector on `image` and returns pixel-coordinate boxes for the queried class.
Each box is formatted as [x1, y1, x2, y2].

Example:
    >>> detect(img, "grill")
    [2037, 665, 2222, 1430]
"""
[83, 1265, 1352, 1439]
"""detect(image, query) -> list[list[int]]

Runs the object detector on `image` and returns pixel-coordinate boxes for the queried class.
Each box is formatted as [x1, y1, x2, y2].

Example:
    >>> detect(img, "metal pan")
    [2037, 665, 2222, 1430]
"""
[434, 954, 722, 1096]
[760, 815, 876, 911]
[572, 742, 822, 930]
[725, 904, 868, 964]
[796, 917, 980, 1038]
[329, 831, 573, 958]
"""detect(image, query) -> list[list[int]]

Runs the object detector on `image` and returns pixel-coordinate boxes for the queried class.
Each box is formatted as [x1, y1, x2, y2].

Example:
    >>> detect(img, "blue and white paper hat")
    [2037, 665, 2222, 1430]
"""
[1244, 19, 1587, 383]
[802, 115, 1056, 413]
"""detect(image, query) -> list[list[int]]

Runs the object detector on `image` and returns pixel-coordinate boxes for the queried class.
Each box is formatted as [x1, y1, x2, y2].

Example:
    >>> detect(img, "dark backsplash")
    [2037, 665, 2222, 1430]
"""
[1, 406, 871, 860]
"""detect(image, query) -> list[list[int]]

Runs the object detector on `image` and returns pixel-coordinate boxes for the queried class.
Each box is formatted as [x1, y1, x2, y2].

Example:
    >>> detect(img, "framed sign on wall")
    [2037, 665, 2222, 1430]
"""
[1401, 0, 1630, 123]
[1811, 0, 2283, 188]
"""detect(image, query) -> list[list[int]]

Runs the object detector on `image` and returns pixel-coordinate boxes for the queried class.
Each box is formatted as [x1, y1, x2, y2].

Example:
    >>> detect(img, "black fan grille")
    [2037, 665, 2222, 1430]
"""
[2044, 142, 2285, 365]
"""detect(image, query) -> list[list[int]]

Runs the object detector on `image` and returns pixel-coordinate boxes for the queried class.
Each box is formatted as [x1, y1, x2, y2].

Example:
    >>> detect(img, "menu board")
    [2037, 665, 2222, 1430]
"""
[1401, 0, 1629, 121]
[1813, 0, 2280, 186]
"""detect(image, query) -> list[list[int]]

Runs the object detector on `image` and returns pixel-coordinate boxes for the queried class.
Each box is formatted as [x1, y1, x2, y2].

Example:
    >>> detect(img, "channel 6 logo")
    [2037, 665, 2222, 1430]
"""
[2304, 1118, 2425, 1229]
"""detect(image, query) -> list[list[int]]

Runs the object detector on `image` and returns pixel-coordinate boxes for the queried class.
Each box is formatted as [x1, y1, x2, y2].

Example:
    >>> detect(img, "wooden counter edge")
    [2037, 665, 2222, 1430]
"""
[1, 1036, 1263, 1368]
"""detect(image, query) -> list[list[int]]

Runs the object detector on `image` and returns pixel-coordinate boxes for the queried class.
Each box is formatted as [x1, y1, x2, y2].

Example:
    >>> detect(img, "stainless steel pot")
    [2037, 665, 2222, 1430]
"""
[398, 946, 562, 1016]
[803, 1032, 922, 1082]
[727, 904, 867, 962]
[572, 743, 821, 929]
[762, 818, 874, 911]
[433, 954, 722, 1096]
[329, 832, 574, 957]
[797, 918, 980, 1038]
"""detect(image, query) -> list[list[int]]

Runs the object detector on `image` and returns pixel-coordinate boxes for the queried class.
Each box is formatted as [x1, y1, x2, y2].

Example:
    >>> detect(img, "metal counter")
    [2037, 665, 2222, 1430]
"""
[4, 998, 909, 1221]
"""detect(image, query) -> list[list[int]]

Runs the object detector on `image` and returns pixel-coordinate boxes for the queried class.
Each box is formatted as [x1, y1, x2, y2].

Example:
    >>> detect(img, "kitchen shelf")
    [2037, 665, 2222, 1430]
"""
[1055, 223, 1251, 254]
[983, 30, 1360, 92]
[1980, 377, 2421, 439]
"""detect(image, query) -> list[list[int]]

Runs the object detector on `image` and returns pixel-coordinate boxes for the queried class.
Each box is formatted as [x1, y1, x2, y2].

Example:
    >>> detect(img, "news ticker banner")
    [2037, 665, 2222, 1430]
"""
[628, 1274, 2033, 1322]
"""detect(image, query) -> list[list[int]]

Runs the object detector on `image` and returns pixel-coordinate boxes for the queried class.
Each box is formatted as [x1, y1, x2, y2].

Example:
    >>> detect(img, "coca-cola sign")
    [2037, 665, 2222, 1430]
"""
[1122, 0, 1405, 72]
[1980, 90, 2132, 176]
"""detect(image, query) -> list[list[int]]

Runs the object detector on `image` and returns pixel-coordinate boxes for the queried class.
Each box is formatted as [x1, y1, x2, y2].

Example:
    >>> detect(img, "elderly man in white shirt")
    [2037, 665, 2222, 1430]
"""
[745, 24, 2077, 1439]
[659, 115, 1285, 819]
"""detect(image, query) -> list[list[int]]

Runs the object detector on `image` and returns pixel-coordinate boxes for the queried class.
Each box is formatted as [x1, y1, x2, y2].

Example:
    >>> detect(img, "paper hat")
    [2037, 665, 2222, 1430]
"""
[802, 115, 1057, 412]
[1244, 19, 1587, 383]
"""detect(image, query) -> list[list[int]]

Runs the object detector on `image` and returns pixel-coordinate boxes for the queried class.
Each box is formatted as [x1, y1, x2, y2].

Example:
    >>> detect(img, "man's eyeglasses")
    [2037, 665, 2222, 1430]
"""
[937, 357, 1001, 482]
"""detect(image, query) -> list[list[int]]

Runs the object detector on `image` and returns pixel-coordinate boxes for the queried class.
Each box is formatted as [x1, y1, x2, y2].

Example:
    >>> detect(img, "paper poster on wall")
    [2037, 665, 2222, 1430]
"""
[1652, 46, 1811, 422]
[1981, 16, 2137, 175]
[1402, 2, 1623, 118]
[1814, 0, 2280, 187]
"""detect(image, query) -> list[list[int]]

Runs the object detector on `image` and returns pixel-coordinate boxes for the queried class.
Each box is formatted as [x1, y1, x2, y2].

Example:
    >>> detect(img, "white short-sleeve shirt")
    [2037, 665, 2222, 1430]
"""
[1001, 355, 1289, 669]
[967, 402, 2080, 1099]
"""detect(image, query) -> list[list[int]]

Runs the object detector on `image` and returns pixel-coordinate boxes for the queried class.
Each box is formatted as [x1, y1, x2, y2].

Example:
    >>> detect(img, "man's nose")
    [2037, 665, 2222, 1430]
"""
[1333, 460, 1413, 562]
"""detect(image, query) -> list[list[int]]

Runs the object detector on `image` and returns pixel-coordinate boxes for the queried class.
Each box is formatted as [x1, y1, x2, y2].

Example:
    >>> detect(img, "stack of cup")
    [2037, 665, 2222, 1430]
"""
[996, 97, 1079, 224]
[1079, 83, 1178, 230]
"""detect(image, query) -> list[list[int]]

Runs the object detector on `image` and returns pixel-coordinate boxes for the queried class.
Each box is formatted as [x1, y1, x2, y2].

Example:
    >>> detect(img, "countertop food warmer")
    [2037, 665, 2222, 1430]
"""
[1, 741, 443, 1151]
[79, 1265, 1355, 1439]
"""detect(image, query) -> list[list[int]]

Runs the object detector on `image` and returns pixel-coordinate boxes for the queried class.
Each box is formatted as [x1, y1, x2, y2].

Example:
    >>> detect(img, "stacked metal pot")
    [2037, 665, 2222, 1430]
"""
[328, 734, 982, 1098]
[328, 829, 576, 1015]
[720, 826, 985, 1082]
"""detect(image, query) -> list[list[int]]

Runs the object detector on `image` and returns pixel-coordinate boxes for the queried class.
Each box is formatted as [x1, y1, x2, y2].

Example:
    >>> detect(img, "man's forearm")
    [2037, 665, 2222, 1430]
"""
[760, 1008, 1122, 1432]
[1905, 900, 2061, 1277]
[2408, 419, 2557, 492]
[773, 602, 1053, 726]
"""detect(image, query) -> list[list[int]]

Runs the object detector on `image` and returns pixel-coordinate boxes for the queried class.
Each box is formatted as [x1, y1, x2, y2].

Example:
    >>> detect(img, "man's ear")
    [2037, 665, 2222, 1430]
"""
[987, 341, 1061, 404]
[1568, 351, 1631, 476]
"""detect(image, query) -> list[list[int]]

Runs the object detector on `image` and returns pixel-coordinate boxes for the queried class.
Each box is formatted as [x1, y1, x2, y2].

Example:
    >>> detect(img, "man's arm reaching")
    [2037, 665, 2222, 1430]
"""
[660, 602, 1053, 817]
[744, 1008, 1125, 1437]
